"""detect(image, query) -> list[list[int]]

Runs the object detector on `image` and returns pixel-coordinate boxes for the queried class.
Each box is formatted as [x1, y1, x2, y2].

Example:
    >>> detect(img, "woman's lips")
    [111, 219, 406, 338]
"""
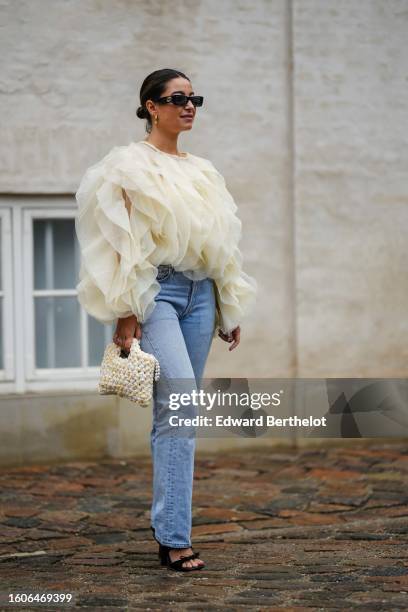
[181, 115, 193, 120]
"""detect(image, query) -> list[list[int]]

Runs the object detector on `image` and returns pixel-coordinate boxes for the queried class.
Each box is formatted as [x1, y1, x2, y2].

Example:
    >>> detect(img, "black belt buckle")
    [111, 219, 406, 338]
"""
[156, 264, 174, 281]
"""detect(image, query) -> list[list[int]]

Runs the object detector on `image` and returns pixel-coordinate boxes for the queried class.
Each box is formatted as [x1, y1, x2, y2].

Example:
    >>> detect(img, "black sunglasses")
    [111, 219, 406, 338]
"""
[155, 94, 204, 107]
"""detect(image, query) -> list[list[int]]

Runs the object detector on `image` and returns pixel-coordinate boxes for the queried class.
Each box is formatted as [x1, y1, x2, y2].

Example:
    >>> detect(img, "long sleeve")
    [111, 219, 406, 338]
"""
[74, 147, 160, 324]
[212, 245, 258, 337]
[195, 159, 258, 337]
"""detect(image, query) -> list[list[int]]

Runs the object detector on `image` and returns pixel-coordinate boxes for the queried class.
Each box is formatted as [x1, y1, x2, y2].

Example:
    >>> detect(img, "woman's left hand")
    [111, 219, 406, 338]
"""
[218, 326, 240, 351]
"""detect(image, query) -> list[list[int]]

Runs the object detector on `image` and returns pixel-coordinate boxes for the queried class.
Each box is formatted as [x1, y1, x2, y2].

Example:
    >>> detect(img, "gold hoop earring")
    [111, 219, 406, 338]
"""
[154, 114, 158, 125]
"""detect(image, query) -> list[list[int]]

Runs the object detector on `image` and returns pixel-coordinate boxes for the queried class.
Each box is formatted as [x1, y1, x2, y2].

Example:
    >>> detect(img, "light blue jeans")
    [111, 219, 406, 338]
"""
[140, 265, 216, 548]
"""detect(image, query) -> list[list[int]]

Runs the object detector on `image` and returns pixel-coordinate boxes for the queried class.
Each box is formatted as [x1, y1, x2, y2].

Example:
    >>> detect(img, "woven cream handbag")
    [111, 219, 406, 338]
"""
[98, 338, 161, 406]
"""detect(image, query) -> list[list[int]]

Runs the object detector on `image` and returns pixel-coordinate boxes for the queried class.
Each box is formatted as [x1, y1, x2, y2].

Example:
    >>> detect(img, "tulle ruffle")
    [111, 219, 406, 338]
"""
[75, 141, 257, 334]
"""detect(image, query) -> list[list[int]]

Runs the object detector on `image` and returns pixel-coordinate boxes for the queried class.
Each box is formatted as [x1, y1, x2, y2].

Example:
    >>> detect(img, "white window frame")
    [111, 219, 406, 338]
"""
[0, 197, 114, 394]
[0, 208, 14, 382]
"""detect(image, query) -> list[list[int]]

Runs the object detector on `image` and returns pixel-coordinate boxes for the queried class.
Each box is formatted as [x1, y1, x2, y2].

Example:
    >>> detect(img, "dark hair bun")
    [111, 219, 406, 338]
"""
[136, 105, 148, 119]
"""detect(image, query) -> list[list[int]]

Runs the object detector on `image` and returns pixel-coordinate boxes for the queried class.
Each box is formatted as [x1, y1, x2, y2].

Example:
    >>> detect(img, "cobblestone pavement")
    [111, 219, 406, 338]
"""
[0, 442, 407, 611]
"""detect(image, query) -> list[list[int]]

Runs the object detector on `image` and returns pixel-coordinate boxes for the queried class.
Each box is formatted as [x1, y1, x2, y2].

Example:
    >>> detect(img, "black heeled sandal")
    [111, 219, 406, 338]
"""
[151, 526, 205, 571]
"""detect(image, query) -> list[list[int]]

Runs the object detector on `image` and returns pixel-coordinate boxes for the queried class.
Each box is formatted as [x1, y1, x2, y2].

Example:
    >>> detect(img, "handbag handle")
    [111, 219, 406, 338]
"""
[116, 338, 140, 358]
[129, 337, 142, 356]
[129, 337, 161, 381]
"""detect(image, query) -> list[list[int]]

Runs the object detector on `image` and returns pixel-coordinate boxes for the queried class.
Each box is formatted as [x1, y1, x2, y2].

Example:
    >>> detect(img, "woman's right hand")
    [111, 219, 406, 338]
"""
[113, 314, 142, 354]
[218, 326, 240, 351]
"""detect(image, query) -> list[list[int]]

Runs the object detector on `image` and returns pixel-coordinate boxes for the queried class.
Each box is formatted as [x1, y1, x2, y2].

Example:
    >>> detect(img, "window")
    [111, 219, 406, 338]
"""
[0, 199, 115, 393]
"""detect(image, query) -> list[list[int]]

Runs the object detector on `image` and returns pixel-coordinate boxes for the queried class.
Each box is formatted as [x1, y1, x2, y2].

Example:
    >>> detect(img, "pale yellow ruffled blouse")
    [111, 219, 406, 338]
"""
[74, 140, 257, 338]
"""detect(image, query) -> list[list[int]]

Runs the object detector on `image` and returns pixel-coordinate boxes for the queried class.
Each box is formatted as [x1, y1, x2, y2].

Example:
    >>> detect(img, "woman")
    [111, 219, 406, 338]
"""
[75, 68, 257, 571]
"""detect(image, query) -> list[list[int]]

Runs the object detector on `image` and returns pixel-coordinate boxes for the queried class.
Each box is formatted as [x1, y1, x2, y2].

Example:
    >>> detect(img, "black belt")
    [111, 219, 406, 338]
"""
[157, 264, 174, 271]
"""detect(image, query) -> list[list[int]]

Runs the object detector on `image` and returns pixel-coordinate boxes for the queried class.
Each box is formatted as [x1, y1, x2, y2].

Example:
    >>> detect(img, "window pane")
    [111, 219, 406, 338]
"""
[88, 316, 114, 366]
[34, 219, 78, 290]
[35, 296, 80, 368]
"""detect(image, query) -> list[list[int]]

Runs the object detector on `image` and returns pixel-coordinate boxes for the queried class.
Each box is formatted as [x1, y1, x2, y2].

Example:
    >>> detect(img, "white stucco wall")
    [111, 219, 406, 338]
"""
[293, 0, 408, 376]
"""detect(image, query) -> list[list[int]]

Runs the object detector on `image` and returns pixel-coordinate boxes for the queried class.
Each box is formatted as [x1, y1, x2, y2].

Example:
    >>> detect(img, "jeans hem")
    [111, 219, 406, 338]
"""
[157, 540, 192, 548]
